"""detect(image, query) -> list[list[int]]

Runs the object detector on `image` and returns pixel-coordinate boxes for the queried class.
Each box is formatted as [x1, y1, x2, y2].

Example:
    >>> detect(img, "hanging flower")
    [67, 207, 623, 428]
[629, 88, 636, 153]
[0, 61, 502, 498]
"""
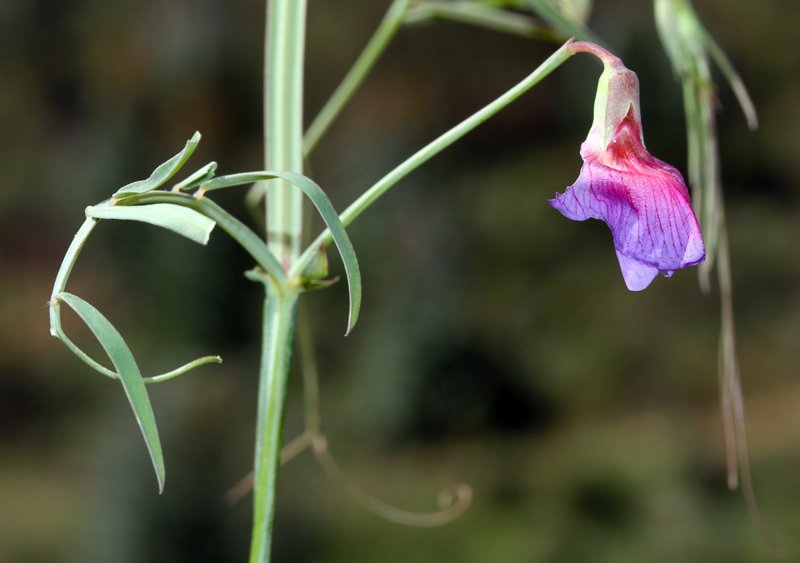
[550, 42, 705, 291]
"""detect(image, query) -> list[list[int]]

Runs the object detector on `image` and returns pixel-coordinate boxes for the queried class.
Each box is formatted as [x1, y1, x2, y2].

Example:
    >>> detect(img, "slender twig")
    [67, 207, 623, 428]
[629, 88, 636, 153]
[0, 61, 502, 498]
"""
[292, 39, 577, 276]
[304, 0, 411, 156]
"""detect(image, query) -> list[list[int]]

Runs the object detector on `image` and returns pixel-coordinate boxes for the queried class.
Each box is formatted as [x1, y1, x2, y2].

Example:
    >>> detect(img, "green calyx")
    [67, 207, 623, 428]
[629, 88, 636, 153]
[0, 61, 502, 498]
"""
[589, 61, 642, 150]
[569, 41, 644, 150]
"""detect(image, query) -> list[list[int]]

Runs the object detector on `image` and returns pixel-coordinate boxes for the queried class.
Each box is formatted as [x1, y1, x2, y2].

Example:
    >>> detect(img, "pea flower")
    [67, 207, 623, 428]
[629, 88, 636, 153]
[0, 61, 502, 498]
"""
[549, 42, 705, 291]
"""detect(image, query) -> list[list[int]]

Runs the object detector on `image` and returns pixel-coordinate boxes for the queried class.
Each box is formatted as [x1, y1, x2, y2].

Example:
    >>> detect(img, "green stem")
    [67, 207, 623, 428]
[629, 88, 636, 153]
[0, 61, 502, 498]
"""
[50, 218, 98, 336]
[48, 218, 114, 375]
[249, 284, 299, 563]
[249, 2, 308, 561]
[50, 214, 223, 384]
[292, 39, 576, 276]
[303, 0, 411, 156]
[265, 0, 307, 265]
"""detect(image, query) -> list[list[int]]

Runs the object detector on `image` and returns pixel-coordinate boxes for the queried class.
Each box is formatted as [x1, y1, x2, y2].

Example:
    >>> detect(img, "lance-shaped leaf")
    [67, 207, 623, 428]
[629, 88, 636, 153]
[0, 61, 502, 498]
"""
[86, 203, 215, 245]
[174, 161, 219, 191]
[113, 132, 201, 197]
[56, 292, 165, 493]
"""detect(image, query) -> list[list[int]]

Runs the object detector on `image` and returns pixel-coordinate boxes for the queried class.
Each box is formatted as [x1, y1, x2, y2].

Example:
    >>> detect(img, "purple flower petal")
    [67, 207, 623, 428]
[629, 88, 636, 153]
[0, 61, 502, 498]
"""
[550, 112, 705, 290]
[615, 249, 659, 291]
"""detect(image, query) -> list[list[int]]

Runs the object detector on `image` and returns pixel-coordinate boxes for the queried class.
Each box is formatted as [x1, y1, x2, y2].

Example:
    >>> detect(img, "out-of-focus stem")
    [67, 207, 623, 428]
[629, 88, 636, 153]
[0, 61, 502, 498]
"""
[304, 0, 411, 157]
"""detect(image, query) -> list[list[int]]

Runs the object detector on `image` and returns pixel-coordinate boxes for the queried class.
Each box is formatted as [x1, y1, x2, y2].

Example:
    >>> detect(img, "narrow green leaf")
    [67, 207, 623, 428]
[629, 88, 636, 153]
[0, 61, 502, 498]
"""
[174, 161, 219, 191]
[86, 202, 215, 245]
[283, 172, 361, 334]
[56, 292, 165, 493]
[114, 132, 201, 197]
[200, 171, 362, 334]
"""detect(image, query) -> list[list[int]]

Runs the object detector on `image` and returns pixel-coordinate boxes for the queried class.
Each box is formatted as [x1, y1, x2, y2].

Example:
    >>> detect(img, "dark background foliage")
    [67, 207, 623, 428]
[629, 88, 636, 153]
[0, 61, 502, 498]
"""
[1, 0, 798, 561]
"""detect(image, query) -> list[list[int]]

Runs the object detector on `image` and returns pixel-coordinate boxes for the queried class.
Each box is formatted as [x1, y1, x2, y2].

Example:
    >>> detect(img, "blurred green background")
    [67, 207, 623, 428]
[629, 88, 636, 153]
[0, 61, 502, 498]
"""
[2, 0, 799, 561]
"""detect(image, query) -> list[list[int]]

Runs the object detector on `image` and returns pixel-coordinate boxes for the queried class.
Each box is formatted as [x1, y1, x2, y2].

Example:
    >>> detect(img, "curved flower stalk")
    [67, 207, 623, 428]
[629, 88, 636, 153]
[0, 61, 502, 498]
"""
[550, 42, 705, 290]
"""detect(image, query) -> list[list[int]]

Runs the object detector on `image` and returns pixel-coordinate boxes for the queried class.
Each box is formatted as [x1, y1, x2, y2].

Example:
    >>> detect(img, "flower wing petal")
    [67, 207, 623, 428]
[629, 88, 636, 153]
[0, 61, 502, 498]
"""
[615, 249, 659, 291]
[549, 135, 705, 288]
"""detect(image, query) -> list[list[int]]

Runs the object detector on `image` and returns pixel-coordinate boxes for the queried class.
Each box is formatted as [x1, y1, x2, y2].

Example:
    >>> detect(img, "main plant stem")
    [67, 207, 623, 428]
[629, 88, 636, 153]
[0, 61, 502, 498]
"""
[250, 285, 299, 562]
[265, 0, 307, 265]
[251, 1, 306, 561]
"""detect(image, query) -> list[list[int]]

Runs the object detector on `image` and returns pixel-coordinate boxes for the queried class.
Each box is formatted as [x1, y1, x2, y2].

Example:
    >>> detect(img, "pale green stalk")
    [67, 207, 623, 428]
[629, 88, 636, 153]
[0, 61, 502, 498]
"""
[251, 1, 307, 560]
[292, 39, 577, 276]
[304, 0, 411, 156]
[250, 285, 299, 562]
[265, 0, 307, 265]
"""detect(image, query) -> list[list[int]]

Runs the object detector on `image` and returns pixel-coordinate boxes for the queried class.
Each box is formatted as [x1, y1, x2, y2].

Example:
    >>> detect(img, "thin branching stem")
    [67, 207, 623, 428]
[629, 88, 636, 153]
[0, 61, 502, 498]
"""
[292, 39, 577, 276]
[304, 0, 411, 156]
